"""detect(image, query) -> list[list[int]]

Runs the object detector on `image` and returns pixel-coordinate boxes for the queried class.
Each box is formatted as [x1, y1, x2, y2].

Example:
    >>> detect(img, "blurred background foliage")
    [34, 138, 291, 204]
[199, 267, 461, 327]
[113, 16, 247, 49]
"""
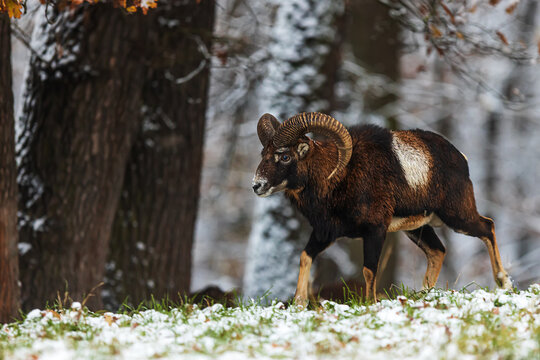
[1, 0, 539, 320]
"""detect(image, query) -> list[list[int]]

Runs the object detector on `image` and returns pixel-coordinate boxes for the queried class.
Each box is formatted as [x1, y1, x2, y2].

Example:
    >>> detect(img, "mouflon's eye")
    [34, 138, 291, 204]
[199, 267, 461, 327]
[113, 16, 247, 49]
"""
[281, 154, 291, 162]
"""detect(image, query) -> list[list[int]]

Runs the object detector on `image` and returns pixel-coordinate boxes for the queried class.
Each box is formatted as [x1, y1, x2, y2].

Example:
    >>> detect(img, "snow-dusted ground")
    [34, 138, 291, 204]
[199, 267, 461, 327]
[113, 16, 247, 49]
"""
[2, 285, 539, 359]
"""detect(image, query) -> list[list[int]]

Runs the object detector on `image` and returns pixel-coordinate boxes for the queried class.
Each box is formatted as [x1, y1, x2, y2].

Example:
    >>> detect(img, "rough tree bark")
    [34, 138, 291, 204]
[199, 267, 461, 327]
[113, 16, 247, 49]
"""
[243, 0, 345, 300]
[105, 0, 215, 308]
[17, 6, 146, 310]
[0, 14, 20, 322]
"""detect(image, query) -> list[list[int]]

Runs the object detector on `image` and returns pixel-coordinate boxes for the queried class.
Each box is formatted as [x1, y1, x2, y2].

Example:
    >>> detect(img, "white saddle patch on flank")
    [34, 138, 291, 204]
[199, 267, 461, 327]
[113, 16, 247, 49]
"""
[392, 134, 430, 188]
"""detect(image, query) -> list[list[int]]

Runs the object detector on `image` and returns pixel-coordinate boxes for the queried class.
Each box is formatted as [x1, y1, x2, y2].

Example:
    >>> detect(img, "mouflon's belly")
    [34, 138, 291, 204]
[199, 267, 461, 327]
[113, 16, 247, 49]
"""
[387, 213, 443, 232]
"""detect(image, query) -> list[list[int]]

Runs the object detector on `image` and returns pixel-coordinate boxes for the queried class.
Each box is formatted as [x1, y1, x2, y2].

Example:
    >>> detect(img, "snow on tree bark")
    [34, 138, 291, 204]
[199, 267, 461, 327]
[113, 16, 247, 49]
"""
[0, 13, 20, 323]
[104, 0, 215, 308]
[17, 5, 146, 310]
[243, 0, 344, 300]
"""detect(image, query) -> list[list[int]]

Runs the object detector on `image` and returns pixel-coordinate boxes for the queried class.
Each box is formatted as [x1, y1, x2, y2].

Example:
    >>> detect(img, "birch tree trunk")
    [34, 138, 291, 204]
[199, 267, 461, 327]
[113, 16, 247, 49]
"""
[0, 14, 20, 322]
[17, 6, 146, 310]
[243, 0, 345, 300]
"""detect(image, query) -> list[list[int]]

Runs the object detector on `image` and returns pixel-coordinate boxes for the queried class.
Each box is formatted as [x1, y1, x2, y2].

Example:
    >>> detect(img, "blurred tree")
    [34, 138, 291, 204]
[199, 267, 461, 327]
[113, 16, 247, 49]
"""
[0, 13, 20, 322]
[432, 58, 457, 284]
[105, 0, 215, 308]
[343, 0, 401, 292]
[243, 0, 345, 301]
[486, 0, 538, 208]
[17, 5, 147, 310]
[484, 0, 539, 287]
[17, 0, 215, 310]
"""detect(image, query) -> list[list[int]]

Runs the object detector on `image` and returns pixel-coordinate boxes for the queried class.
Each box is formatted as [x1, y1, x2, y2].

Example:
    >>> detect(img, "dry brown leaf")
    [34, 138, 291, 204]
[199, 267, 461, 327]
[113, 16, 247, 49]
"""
[47, 310, 61, 319]
[429, 24, 443, 38]
[496, 31, 509, 45]
[104, 314, 117, 326]
[441, 2, 455, 24]
[445, 325, 452, 337]
[489, 0, 501, 6]
[506, 2, 519, 14]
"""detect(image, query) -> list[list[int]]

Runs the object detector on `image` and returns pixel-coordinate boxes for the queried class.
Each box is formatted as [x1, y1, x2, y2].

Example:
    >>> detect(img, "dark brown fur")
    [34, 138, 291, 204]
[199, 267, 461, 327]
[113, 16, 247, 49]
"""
[254, 124, 511, 303]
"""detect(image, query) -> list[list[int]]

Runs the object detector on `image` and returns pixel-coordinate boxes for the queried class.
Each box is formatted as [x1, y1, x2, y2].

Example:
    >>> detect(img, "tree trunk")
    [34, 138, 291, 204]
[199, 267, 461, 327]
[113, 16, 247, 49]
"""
[348, 0, 399, 126]
[0, 14, 20, 322]
[244, 0, 345, 301]
[344, 0, 401, 292]
[432, 59, 457, 285]
[17, 6, 146, 310]
[494, 0, 538, 286]
[105, 0, 215, 308]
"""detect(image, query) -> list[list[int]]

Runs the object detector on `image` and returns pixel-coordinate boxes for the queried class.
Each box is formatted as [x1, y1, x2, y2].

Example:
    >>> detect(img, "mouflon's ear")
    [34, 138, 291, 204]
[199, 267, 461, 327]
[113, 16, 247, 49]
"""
[297, 142, 310, 159]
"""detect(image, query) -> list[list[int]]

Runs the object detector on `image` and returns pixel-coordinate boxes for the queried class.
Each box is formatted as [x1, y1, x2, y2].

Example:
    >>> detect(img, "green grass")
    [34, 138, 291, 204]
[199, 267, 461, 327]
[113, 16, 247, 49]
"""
[1, 285, 539, 360]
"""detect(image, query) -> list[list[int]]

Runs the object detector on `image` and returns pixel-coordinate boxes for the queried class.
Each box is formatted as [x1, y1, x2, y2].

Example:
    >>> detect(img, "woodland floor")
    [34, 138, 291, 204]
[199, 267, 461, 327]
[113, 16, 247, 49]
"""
[1, 285, 539, 359]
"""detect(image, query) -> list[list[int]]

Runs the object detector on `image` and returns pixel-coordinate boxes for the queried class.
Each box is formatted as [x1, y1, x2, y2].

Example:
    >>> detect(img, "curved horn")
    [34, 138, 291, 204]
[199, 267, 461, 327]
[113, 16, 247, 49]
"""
[257, 113, 280, 146]
[273, 112, 352, 179]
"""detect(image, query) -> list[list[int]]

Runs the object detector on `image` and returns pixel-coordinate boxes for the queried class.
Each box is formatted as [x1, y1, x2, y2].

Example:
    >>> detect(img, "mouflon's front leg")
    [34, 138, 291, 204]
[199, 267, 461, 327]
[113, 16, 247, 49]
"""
[362, 226, 386, 302]
[294, 250, 312, 308]
[294, 231, 333, 307]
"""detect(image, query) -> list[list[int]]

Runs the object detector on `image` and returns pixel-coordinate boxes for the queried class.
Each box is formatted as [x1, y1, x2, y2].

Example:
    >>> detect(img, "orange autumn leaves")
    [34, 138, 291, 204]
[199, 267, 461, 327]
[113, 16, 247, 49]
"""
[0, 0, 23, 18]
[422, 0, 530, 54]
[54, 0, 158, 14]
[0, 0, 158, 18]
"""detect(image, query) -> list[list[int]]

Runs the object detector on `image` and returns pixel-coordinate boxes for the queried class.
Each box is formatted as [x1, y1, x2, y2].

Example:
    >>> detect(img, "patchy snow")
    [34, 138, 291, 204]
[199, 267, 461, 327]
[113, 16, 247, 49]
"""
[17, 242, 32, 256]
[2, 286, 539, 359]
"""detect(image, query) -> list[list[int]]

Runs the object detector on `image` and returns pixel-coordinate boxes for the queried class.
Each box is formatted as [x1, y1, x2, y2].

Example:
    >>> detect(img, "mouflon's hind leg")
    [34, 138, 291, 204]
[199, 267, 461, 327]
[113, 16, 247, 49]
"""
[477, 216, 512, 289]
[362, 226, 386, 302]
[406, 225, 446, 289]
[440, 213, 512, 289]
[438, 179, 512, 289]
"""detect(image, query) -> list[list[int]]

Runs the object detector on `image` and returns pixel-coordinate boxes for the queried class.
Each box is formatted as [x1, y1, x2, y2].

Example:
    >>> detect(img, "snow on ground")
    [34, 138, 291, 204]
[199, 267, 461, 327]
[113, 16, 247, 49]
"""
[2, 285, 539, 359]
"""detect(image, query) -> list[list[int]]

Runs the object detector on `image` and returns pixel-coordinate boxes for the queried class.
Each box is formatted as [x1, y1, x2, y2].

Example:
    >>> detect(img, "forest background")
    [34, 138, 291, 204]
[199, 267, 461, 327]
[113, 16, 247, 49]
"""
[1, 0, 539, 322]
